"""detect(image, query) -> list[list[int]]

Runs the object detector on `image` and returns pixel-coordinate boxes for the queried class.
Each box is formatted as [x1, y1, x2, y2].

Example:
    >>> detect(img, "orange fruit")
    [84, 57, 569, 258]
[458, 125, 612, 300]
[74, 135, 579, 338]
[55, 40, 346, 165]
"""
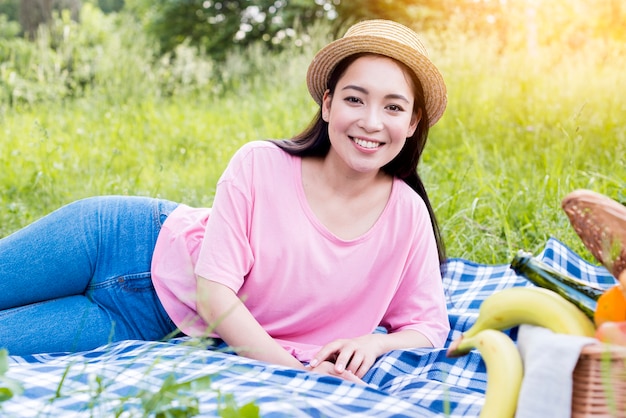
[594, 284, 626, 327]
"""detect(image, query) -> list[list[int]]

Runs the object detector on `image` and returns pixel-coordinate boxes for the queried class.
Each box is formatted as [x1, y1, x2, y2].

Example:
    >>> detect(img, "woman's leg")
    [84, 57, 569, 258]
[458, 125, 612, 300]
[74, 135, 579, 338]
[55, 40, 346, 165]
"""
[0, 196, 180, 355]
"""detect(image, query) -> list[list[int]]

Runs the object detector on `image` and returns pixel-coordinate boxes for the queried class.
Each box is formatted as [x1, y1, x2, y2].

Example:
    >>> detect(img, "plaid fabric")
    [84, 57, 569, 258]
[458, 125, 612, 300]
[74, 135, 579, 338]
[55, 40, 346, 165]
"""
[2, 238, 616, 417]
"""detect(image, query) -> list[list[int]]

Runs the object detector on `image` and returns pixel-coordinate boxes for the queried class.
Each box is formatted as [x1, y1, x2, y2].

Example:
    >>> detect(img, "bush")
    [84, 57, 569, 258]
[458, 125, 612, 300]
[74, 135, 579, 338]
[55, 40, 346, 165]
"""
[0, 0, 17, 22]
[0, 4, 202, 110]
[0, 6, 331, 113]
[0, 5, 112, 109]
[0, 13, 19, 38]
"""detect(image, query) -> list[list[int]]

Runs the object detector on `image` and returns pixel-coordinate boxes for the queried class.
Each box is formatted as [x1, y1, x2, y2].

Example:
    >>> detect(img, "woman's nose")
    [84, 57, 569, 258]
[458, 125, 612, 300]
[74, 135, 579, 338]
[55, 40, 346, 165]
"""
[358, 109, 383, 132]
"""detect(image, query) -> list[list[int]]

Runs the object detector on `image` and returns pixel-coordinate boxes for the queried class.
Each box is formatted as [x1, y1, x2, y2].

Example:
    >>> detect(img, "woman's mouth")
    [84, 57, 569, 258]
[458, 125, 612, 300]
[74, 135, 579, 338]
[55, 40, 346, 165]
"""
[351, 137, 382, 149]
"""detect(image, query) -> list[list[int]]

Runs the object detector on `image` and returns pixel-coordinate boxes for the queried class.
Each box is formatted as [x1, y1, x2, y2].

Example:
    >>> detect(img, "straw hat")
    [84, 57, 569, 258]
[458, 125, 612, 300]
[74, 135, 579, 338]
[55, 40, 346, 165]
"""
[306, 19, 447, 127]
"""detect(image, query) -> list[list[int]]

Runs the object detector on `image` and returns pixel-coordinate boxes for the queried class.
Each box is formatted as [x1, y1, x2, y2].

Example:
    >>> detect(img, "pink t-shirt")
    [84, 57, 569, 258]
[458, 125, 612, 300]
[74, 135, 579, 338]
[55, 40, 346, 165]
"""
[151, 141, 449, 361]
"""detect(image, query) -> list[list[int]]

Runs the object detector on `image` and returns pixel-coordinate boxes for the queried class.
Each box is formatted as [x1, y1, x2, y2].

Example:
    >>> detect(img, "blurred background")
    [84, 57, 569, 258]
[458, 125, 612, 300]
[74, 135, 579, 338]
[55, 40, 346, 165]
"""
[2, 0, 625, 106]
[1, 0, 625, 263]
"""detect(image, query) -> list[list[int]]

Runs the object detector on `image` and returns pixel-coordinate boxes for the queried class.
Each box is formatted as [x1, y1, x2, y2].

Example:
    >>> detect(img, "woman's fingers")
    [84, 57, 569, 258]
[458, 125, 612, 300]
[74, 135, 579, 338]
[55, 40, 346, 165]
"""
[355, 356, 376, 378]
[309, 340, 342, 367]
[309, 360, 365, 384]
[310, 337, 377, 378]
[344, 351, 366, 375]
[333, 346, 355, 373]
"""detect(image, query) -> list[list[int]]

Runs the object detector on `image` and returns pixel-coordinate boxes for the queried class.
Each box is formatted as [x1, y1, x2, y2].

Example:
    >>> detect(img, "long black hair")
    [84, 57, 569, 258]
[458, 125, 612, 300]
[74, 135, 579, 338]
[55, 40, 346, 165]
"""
[274, 53, 446, 266]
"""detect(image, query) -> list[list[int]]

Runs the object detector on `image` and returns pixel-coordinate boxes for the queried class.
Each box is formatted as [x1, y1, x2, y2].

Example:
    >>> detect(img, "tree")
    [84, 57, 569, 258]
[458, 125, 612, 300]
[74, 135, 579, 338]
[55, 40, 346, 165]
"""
[332, 0, 451, 31]
[127, 0, 334, 60]
[18, 0, 82, 39]
[97, 0, 124, 13]
[54, 0, 81, 20]
[19, 0, 52, 39]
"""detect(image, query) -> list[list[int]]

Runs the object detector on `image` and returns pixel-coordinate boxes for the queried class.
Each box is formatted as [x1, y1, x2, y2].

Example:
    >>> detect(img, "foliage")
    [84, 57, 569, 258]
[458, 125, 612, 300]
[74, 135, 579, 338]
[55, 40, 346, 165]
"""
[97, 0, 123, 13]
[137, 374, 210, 417]
[125, 0, 333, 60]
[218, 392, 260, 418]
[333, 0, 626, 44]
[333, 0, 445, 29]
[0, 5, 114, 107]
[3, 1, 625, 91]
[0, 349, 23, 402]
[0, 3, 345, 116]
[0, 4, 223, 112]
[0, 341, 261, 416]
[0, 0, 17, 21]
[0, 13, 20, 37]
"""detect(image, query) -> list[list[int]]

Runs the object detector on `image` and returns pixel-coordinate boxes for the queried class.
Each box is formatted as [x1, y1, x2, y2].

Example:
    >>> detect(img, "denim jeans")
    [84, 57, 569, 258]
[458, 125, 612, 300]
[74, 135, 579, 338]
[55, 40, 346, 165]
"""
[0, 196, 180, 355]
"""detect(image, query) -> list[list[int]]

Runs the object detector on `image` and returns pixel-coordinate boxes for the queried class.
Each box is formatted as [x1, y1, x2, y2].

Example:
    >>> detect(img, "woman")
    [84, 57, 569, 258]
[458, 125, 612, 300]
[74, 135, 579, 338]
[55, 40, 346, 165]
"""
[0, 20, 449, 383]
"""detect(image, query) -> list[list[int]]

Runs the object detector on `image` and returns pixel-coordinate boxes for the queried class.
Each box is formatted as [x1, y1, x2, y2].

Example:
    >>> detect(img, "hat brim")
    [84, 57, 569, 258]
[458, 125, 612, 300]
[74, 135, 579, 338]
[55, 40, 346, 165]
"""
[306, 35, 447, 127]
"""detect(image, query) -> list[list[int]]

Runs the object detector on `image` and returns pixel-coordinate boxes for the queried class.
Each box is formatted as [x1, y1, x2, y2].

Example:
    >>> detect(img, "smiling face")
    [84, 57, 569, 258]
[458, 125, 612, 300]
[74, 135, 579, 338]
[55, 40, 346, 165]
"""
[321, 54, 421, 176]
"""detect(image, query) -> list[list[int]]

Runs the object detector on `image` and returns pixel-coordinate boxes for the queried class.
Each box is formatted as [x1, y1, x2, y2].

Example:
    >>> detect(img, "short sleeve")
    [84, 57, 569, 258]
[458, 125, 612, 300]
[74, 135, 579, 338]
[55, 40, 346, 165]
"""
[194, 145, 257, 291]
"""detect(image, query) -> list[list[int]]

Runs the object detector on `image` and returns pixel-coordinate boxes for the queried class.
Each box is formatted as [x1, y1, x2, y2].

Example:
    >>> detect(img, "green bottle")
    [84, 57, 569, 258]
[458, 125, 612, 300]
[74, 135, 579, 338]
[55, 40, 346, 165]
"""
[509, 250, 604, 320]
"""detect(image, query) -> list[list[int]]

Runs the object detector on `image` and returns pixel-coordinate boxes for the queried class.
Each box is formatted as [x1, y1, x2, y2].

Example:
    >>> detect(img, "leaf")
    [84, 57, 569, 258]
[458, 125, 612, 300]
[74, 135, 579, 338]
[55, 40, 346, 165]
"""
[140, 374, 215, 416]
[237, 402, 261, 418]
[0, 350, 24, 403]
[218, 395, 260, 418]
[0, 377, 24, 402]
[0, 388, 12, 402]
[0, 349, 8, 375]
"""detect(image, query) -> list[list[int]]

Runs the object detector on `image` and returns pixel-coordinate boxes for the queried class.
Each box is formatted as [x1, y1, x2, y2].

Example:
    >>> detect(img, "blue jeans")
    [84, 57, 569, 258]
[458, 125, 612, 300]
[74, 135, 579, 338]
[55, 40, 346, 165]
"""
[0, 196, 180, 355]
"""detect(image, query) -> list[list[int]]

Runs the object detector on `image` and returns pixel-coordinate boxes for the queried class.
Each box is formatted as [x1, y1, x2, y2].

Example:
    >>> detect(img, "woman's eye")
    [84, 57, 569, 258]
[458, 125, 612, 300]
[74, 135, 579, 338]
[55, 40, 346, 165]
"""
[387, 104, 404, 112]
[344, 96, 362, 104]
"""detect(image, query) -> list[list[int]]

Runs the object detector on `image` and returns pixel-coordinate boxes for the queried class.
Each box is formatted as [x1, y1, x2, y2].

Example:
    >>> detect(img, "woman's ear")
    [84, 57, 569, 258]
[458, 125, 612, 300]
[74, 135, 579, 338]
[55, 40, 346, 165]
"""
[321, 90, 332, 122]
[407, 108, 422, 137]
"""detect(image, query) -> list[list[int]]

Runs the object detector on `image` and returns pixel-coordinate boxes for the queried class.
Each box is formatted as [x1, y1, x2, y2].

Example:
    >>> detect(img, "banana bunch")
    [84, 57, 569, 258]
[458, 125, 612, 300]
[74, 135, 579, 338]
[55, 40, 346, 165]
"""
[447, 286, 596, 418]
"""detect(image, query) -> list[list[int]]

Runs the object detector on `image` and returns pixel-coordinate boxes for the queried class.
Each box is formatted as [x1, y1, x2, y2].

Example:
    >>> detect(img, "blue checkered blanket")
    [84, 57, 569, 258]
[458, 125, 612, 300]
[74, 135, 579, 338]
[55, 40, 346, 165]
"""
[2, 238, 617, 417]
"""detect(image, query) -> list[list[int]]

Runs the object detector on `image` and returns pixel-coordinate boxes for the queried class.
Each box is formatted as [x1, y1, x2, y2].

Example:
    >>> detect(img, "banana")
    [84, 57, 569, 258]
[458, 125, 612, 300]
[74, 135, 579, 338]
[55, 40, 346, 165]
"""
[445, 286, 593, 417]
[448, 329, 523, 418]
[450, 286, 595, 356]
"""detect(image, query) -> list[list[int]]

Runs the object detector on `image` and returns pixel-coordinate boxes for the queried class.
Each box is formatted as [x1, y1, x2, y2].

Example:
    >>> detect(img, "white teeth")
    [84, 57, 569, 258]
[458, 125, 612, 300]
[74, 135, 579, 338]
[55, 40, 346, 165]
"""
[353, 138, 380, 149]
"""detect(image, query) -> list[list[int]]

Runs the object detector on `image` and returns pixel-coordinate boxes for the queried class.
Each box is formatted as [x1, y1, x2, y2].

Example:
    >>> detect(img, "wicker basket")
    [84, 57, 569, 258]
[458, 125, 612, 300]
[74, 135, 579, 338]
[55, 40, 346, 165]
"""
[572, 343, 626, 417]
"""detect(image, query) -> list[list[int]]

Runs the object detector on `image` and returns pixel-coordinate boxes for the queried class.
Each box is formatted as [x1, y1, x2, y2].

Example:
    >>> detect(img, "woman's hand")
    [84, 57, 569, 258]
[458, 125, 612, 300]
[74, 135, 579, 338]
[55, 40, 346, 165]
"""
[307, 360, 366, 384]
[309, 334, 384, 379]
[310, 330, 433, 379]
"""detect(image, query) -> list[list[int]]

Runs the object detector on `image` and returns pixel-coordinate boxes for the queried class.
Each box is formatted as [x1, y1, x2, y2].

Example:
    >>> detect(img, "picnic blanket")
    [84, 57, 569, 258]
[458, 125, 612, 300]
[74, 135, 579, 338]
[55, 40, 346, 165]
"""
[2, 237, 617, 417]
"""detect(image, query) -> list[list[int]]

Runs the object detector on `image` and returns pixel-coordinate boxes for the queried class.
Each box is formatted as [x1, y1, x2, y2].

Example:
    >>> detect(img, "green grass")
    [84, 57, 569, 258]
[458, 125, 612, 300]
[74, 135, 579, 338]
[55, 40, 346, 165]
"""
[426, 34, 626, 262]
[1, 18, 625, 266]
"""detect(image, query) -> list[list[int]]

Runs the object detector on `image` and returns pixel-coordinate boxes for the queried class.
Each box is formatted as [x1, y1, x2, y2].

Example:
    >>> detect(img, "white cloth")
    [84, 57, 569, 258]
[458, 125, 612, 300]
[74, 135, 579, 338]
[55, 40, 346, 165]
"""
[515, 324, 597, 418]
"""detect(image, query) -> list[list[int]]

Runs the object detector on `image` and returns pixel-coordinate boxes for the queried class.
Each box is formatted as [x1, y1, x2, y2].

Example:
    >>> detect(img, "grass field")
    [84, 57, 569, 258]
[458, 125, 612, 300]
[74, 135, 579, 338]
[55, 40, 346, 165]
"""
[1, 12, 625, 265]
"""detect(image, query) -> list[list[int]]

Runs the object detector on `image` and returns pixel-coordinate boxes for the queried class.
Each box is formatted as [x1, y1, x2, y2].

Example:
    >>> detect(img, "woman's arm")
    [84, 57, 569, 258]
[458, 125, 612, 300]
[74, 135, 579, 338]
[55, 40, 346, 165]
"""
[196, 276, 305, 370]
[310, 329, 432, 379]
[197, 277, 365, 384]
